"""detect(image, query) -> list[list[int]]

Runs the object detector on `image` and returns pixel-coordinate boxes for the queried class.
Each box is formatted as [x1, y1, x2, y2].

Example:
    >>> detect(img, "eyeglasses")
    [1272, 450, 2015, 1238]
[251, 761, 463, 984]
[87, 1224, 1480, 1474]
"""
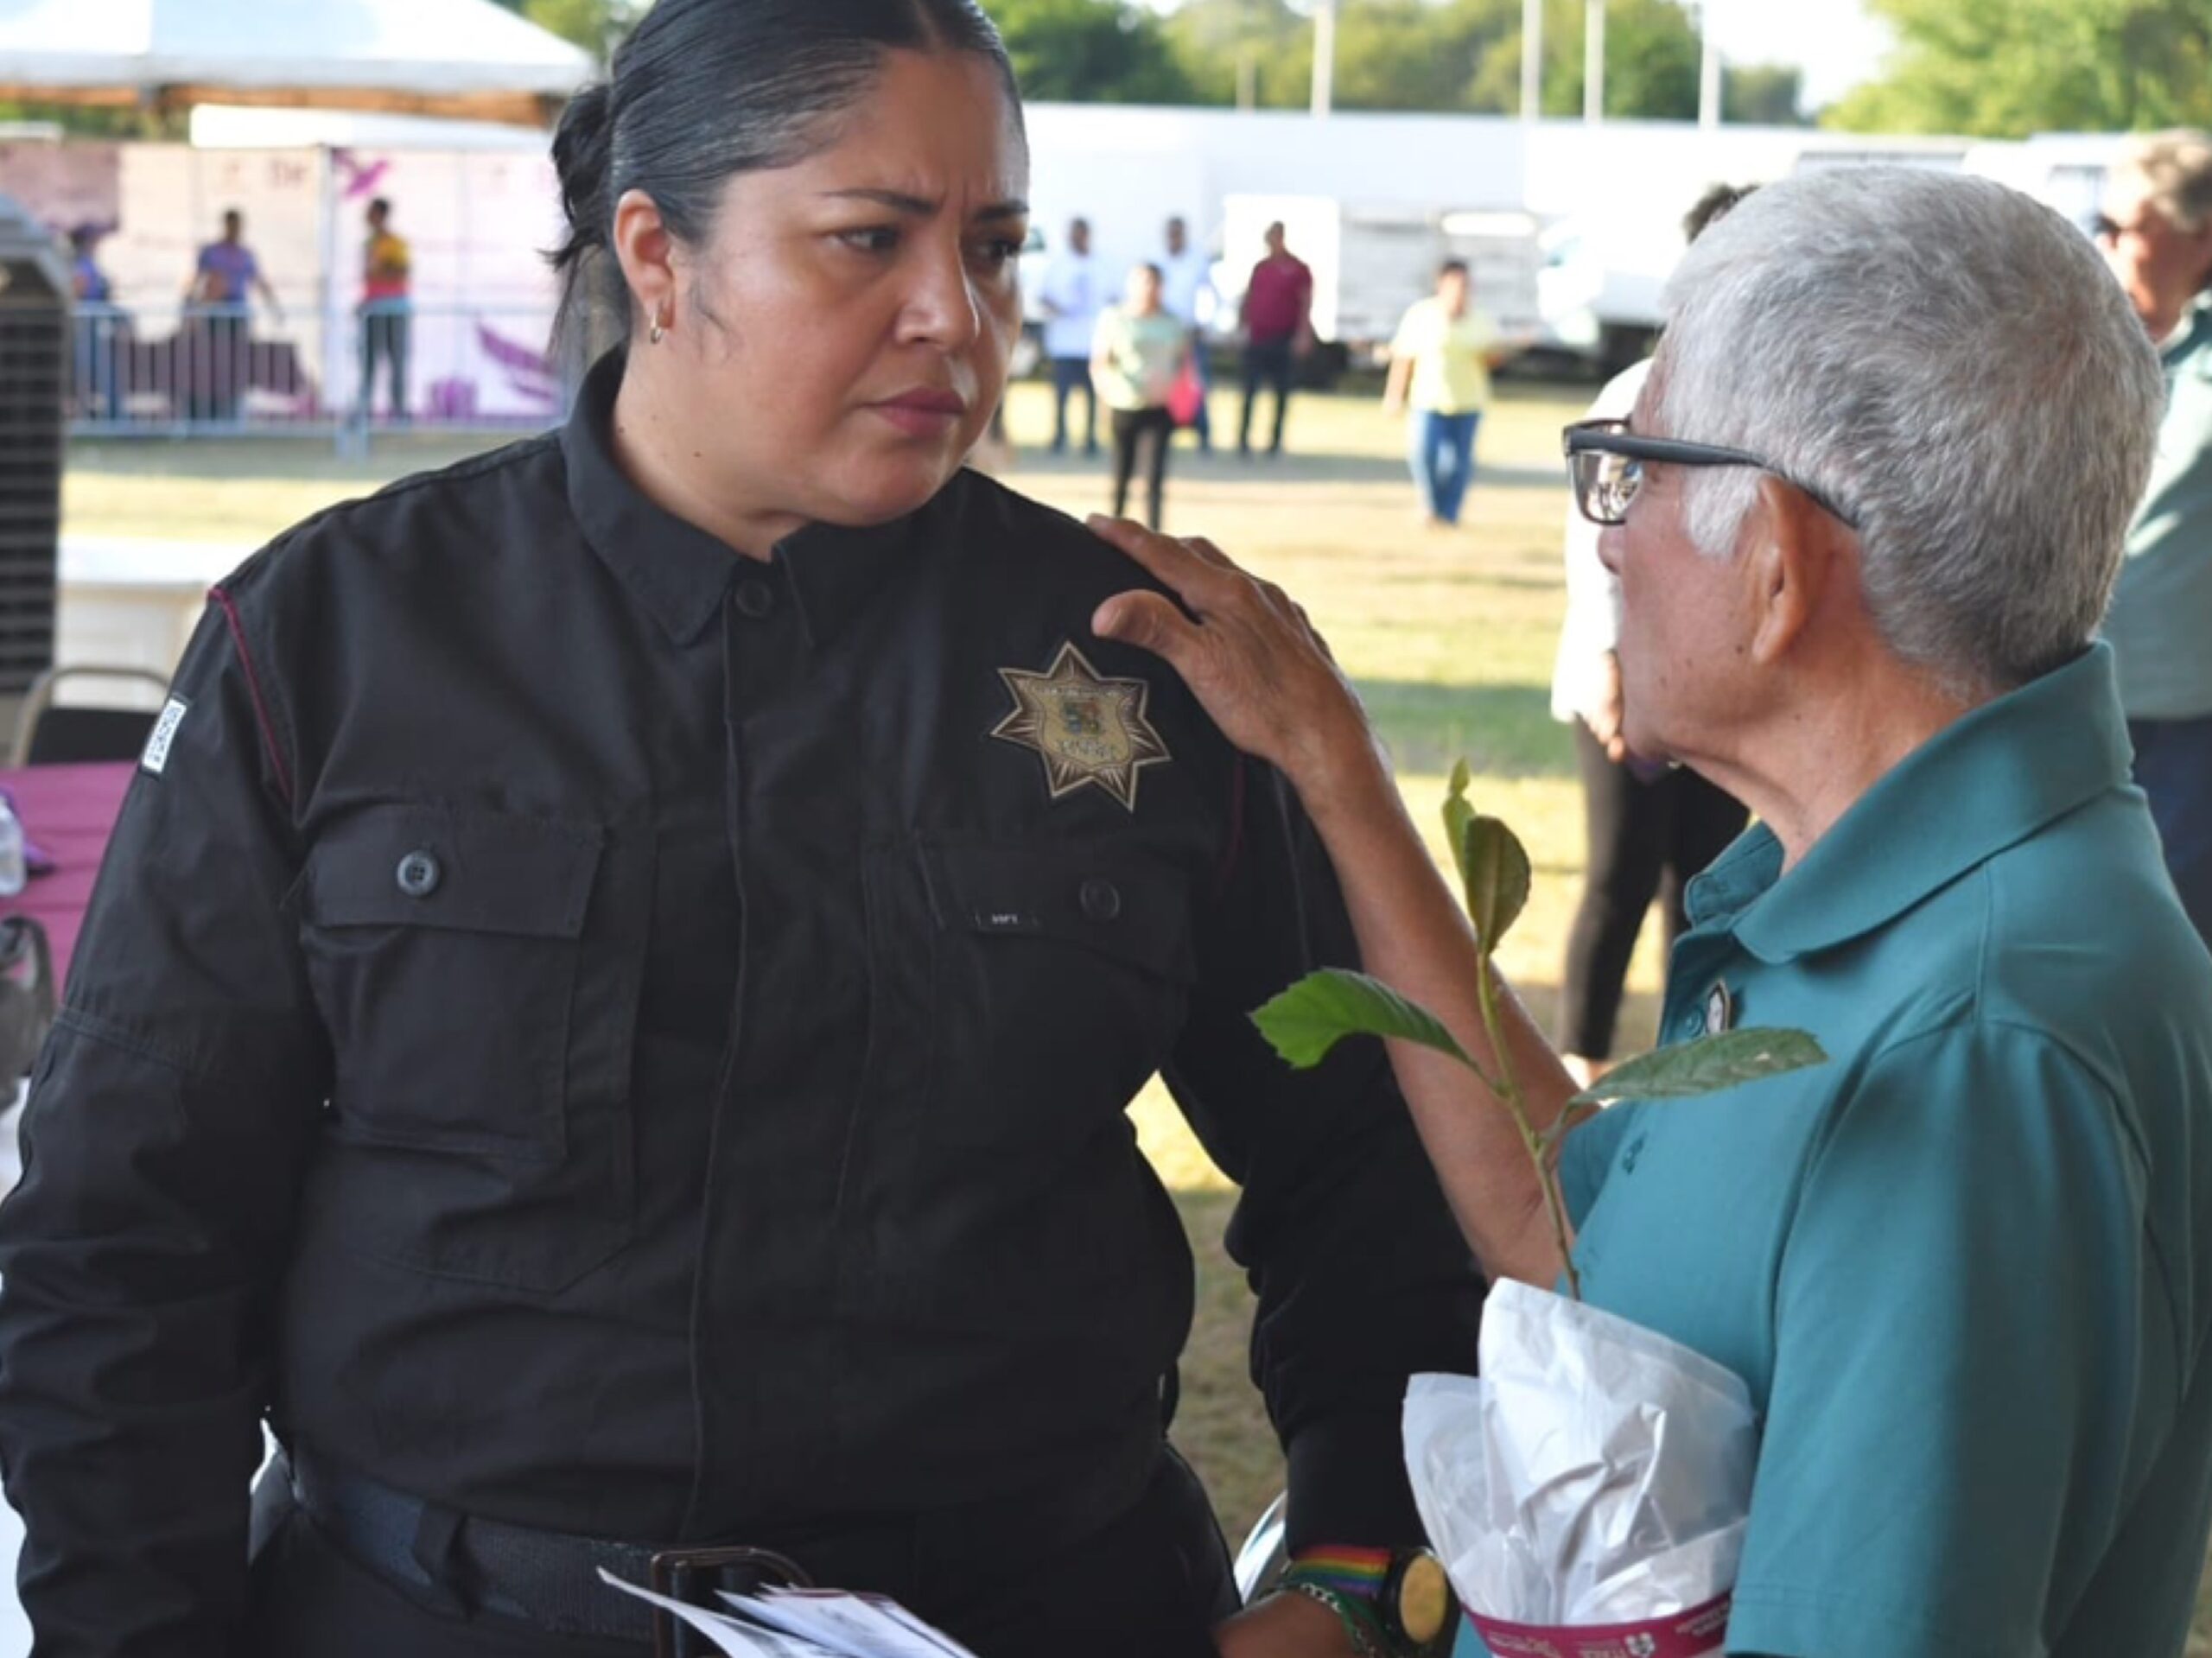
[1562, 418, 1860, 530]
[2093, 212, 2159, 244]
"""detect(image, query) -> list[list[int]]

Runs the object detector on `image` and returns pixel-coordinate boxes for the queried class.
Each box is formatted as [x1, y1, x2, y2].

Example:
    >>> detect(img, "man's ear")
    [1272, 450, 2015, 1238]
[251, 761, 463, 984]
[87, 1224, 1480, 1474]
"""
[1744, 474, 1840, 667]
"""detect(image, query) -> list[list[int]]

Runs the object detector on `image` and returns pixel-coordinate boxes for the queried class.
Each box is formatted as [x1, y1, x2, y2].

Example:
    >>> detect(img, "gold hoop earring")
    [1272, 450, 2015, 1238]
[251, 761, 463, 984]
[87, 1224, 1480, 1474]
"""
[649, 313, 667, 346]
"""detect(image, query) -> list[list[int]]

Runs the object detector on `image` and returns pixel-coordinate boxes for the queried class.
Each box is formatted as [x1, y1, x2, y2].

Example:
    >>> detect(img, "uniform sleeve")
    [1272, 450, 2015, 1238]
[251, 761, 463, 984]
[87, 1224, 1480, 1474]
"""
[1163, 761, 1486, 1553]
[0, 592, 330, 1657]
[1725, 1025, 2147, 1658]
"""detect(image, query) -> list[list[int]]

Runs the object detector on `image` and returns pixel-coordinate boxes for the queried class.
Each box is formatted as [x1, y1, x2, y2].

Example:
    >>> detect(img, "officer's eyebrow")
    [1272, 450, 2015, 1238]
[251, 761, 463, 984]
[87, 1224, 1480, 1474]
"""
[823, 188, 1029, 223]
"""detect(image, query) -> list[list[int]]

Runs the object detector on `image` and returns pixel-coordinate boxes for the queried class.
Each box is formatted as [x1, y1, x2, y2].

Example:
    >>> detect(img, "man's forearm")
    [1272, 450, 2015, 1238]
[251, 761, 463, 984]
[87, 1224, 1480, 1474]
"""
[1299, 740, 1575, 1286]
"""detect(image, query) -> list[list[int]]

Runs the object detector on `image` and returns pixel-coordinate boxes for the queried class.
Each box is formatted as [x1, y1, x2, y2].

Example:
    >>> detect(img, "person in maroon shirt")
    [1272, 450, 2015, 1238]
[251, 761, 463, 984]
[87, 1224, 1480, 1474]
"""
[1237, 221, 1313, 458]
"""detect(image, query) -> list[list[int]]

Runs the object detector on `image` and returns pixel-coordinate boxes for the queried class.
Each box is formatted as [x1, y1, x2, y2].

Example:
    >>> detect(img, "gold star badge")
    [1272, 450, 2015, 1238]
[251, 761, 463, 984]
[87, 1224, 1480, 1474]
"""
[990, 641, 1172, 811]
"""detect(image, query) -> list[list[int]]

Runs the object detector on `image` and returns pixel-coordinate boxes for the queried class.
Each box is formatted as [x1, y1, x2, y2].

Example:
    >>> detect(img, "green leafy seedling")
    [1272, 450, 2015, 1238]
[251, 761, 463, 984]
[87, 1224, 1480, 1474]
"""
[1253, 765, 1827, 1299]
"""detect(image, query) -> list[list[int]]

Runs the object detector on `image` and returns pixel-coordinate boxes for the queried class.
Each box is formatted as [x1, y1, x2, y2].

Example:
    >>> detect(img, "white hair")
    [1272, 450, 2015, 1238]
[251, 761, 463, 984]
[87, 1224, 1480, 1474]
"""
[1654, 167, 2165, 694]
[2113, 129, 2212, 235]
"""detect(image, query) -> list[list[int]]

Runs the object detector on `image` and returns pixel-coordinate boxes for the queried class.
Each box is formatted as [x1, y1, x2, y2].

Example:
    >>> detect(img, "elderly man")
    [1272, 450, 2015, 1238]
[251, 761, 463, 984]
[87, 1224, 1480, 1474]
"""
[1090, 168, 2212, 1658]
[2097, 130, 2212, 943]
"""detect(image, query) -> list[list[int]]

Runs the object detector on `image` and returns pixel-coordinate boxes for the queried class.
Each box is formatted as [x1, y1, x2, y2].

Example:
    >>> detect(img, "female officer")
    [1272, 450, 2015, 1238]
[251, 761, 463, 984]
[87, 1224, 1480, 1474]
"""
[0, 4, 1481, 1656]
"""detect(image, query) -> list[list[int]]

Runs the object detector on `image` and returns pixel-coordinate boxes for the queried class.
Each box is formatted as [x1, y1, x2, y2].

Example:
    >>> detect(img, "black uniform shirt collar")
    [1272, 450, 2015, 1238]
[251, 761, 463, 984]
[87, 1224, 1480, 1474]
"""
[563, 348, 926, 650]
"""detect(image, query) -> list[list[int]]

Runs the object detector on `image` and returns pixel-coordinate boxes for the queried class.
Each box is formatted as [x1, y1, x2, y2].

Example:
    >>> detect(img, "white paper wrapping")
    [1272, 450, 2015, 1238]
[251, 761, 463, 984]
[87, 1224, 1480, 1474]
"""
[1403, 1278, 1757, 1650]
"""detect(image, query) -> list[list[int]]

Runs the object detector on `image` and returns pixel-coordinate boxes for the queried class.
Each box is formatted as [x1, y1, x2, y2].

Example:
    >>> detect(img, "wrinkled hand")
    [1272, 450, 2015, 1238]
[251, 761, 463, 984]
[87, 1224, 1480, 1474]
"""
[1087, 515, 1386, 818]
[1215, 1586, 1357, 1658]
[1585, 650, 1628, 763]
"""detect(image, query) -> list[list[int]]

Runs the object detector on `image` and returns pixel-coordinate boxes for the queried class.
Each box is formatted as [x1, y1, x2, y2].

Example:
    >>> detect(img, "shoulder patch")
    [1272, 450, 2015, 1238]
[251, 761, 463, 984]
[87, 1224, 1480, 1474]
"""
[140, 696, 190, 776]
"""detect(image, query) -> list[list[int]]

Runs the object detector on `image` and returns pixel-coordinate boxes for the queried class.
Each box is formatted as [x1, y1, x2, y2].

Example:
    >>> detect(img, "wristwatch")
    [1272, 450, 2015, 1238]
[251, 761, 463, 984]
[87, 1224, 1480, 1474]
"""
[1376, 1547, 1455, 1655]
[1279, 1547, 1457, 1658]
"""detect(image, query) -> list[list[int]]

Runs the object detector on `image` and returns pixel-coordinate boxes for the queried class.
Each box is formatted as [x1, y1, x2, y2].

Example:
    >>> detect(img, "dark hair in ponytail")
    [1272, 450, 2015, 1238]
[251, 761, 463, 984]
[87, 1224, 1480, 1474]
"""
[550, 0, 1021, 360]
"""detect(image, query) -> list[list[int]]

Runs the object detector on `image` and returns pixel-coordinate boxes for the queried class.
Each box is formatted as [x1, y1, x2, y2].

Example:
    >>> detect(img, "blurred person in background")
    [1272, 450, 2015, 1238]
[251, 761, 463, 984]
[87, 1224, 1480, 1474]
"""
[1382, 259, 1505, 530]
[1237, 220, 1312, 460]
[67, 224, 123, 422]
[184, 207, 282, 422]
[359, 195, 413, 424]
[1091, 260, 1190, 530]
[2096, 130, 2212, 944]
[1550, 184, 1755, 1088]
[1039, 213, 1101, 456]
[1160, 214, 1217, 453]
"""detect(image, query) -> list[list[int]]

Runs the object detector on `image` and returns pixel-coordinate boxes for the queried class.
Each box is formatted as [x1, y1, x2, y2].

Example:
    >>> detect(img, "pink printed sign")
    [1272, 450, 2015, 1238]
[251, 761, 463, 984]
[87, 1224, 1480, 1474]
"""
[1466, 1592, 1732, 1658]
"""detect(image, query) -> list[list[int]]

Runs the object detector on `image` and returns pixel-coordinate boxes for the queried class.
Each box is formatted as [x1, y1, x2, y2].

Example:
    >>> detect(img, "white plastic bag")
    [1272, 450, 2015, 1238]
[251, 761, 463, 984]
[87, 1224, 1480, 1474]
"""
[1403, 1279, 1756, 1656]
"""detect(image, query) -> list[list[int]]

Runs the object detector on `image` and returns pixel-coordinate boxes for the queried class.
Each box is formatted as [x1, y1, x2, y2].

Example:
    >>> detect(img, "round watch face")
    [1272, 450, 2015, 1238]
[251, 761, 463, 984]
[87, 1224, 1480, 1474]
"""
[1393, 1552, 1452, 1646]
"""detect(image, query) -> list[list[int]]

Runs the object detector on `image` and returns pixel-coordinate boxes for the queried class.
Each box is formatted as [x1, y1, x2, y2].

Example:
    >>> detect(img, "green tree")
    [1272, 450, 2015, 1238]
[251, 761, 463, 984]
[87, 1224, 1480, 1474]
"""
[1465, 0, 1704, 118]
[1162, 0, 1313, 108]
[1169, 0, 1719, 118]
[487, 0, 640, 65]
[990, 0, 1198, 102]
[1724, 64, 1805, 126]
[1827, 0, 2212, 136]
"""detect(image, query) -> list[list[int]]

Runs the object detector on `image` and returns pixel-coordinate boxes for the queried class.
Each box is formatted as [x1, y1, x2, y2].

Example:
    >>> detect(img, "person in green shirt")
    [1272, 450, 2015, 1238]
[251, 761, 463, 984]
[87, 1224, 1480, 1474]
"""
[1383, 261, 1507, 529]
[2096, 129, 2212, 943]
[1090, 261, 1190, 530]
[1089, 167, 2212, 1658]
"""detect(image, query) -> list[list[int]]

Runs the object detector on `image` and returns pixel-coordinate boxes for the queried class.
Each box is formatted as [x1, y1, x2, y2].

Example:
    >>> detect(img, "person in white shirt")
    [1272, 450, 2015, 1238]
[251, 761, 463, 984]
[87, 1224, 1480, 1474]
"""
[1549, 183, 1754, 1087]
[1039, 216, 1101, 457]
[1159, 215, 1217, 453]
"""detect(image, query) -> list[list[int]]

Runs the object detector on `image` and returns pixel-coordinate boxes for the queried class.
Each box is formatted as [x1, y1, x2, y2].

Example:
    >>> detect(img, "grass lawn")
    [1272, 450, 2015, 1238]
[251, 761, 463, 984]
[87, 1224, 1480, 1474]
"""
[61, 375, 2212, 1648]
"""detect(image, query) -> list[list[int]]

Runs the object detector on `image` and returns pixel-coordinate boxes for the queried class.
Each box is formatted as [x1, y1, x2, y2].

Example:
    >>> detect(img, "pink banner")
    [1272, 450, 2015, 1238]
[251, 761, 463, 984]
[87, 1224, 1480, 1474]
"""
[1466, 1592, 1732, 1658]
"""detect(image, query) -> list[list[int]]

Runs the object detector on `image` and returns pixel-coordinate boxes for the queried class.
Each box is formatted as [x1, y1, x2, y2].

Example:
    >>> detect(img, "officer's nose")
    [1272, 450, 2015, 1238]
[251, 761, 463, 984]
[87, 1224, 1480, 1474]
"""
[898, 239, 983, 354]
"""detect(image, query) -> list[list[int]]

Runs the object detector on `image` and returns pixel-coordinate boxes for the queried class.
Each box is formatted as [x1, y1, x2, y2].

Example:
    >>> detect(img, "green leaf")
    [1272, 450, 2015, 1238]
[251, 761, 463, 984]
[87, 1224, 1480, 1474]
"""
[1439, 761, 1529, 951]
[1459, 813, 1531, 952]
[1567, 1027, 1828, 1106]
[1252, 969, 1474, 1072]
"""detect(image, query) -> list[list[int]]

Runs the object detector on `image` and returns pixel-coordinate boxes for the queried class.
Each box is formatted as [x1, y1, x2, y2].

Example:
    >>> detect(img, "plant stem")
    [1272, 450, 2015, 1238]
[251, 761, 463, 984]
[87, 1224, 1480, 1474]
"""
[1474, 946, 1583, 1300]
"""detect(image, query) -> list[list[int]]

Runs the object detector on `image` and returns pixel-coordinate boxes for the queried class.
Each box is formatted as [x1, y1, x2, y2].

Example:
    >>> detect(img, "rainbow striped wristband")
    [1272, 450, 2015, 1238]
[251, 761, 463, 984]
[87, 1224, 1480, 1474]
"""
[1282, 1545, 1393, 1604]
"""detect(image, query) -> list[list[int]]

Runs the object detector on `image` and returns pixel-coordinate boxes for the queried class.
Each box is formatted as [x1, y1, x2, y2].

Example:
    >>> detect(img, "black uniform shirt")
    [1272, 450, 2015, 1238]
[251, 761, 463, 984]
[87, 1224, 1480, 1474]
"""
[0, 351, 1484, 1655]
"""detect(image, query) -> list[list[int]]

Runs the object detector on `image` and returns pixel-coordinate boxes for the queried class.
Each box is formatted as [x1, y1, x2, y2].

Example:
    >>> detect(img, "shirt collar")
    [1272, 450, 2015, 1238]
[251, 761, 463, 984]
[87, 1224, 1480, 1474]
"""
[2160, 294, 2212, 361]
[1691, 644, 2133, 964]
[561, 348, 923, 648]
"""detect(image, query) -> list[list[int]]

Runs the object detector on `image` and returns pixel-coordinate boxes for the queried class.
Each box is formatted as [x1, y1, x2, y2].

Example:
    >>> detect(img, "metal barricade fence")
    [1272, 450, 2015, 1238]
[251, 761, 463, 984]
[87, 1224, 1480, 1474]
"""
[67, 301, 567, 450]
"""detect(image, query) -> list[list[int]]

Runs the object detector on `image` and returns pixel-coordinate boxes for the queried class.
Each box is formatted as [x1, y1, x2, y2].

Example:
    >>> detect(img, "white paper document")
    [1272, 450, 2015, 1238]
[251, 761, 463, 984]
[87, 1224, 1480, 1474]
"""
[597, 1568, 982, 1658]
[1402, 1278, 1758, 1657]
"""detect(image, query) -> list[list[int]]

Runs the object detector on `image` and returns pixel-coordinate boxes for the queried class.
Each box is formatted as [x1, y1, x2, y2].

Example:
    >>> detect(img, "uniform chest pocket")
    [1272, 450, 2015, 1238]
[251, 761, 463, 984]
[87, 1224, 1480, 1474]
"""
[907, 841, 1196, 1153]
[298, 804, 603, 1160]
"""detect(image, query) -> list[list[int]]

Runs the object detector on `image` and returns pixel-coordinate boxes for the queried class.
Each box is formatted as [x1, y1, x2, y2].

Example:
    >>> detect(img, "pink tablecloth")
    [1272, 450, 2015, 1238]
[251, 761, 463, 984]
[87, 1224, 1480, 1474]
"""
[2, 762, 136, 992]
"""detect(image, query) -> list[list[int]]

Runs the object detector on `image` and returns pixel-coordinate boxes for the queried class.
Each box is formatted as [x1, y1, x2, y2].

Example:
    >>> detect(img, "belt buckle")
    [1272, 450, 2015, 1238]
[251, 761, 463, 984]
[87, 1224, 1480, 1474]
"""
[647, 1544, 812, 1658]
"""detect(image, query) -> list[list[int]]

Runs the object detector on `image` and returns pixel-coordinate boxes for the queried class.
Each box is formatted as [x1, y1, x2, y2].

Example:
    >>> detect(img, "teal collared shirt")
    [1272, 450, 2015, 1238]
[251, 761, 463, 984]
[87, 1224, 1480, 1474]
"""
[1554, 645, 2212, 1658]
[2106, 295, 2212, 720]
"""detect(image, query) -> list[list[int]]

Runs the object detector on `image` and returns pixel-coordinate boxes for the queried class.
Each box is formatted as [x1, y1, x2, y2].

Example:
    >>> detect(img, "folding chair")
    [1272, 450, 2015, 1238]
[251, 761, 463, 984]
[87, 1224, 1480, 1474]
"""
[11, 665, 174, 766]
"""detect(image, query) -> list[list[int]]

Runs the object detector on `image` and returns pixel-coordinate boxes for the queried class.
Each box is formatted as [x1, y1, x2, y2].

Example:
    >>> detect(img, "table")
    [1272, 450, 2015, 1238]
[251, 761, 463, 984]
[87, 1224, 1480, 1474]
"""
[0, 763, 134, 1652]
[3, 761, 136, 992]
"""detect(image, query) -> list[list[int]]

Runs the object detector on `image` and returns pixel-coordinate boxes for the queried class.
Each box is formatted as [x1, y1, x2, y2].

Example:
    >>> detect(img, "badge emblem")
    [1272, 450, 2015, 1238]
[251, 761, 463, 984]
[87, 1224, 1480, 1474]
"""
[990, 641, 1172, 811]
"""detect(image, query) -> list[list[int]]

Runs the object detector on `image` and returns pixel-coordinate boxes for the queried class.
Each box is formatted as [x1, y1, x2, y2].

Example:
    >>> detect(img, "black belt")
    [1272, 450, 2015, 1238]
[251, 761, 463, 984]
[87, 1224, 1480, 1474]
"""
[284, 1449, 810, 1655]
[281, 1438, 1160, 1657]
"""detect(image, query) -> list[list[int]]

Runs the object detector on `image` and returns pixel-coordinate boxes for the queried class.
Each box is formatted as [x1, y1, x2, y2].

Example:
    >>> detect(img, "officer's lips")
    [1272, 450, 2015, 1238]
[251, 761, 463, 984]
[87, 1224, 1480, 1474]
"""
[870, 389, 968, 437]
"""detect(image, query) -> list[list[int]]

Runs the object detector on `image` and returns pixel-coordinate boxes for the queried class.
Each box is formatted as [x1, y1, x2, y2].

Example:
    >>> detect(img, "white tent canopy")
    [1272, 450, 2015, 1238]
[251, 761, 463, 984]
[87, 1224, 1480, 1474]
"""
[0, 0, 594, 124]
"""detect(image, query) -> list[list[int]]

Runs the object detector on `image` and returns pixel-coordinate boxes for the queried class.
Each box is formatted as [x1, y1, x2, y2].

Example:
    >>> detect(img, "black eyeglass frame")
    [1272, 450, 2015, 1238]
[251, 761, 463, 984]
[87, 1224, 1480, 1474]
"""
[1562, 418, 1860, 530]
[2092, 211, 2158, 245]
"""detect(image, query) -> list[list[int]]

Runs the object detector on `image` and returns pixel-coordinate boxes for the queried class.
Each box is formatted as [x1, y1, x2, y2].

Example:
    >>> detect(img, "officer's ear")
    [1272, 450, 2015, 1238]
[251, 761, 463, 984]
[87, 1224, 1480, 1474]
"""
[610, 189, 678, 344]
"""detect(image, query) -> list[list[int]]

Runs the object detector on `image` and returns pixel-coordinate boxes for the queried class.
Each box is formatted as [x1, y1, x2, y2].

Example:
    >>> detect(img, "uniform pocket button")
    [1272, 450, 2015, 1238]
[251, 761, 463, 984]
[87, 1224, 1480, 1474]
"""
[733, 580, 776, 619]
[395, 850, 442, 899]
[1079, 878, 1122, 922]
